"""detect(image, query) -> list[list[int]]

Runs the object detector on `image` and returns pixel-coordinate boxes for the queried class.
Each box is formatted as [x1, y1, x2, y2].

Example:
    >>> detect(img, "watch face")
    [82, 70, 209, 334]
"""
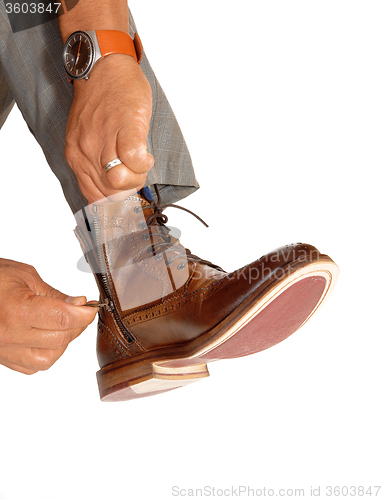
[63, 31, 94, 80]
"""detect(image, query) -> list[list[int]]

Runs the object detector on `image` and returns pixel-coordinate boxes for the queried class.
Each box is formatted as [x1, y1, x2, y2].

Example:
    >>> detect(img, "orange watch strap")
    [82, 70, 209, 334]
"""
[96, 30, 143, 64]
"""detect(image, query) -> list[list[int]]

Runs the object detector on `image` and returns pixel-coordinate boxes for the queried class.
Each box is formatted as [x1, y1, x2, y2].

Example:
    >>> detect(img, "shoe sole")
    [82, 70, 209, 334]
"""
[97, 255, 339, 402]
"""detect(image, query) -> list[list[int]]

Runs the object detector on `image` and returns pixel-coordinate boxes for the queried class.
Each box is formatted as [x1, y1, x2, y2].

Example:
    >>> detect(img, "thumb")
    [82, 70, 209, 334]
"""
[35, 279, 88, 306]
[65, 296, 88, 306]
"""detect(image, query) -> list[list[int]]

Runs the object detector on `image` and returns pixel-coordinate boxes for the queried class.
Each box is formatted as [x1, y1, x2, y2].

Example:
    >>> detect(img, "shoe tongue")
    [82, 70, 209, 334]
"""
[137, 186, 153, 201]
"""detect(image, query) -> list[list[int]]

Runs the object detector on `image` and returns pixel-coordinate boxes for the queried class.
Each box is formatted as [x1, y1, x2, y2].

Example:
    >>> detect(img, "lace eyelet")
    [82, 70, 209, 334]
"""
[154, 253, 162, 260]
[134, 206, 143, 214]
[177, 262, 187, 270]
[138, 221, 147, 230]
[142, 233, 150, 240]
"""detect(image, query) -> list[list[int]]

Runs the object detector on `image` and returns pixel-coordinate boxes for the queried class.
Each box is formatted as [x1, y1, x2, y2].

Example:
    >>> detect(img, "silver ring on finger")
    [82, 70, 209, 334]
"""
[103, 157, 123, 173]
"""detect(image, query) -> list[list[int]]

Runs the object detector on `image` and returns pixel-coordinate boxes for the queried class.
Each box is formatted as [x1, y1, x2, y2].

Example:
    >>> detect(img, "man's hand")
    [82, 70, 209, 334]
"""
[65, 54, 155, 204]
[0, 259, 98, 374]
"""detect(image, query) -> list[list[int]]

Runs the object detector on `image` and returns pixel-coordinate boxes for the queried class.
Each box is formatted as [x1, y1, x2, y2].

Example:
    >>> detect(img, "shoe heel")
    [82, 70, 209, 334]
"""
[97, 360, 209, 402]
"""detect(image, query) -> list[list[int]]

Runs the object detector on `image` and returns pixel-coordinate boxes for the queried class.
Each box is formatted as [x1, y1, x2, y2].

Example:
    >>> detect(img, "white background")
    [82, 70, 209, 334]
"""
[0, 1, 381, 499]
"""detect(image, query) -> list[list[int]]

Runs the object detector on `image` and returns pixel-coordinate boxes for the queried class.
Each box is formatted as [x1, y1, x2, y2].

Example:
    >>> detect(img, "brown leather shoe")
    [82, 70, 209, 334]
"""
[75, 187, 339, 402]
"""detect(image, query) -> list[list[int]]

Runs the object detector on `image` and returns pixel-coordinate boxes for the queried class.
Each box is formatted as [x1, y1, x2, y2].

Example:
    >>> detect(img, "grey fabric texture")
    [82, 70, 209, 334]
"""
[0, 5, 199, 213]
[0, 68, 14, 129]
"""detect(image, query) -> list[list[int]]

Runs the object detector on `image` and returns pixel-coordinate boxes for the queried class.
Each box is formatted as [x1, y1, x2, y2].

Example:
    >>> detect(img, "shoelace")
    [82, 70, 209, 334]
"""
[140, 185, 224, 272]
[141, 184, 209, 228]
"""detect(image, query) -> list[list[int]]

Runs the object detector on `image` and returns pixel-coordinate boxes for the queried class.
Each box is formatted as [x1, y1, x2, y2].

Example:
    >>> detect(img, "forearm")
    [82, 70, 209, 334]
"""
[58, 0, 130, 42]
[59, 0, 154, 201]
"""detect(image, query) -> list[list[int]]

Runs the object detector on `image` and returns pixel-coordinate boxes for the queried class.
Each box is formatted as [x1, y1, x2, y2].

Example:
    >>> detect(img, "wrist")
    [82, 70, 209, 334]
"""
[63, 30, 142, 84]
[72, 53, 138, 91]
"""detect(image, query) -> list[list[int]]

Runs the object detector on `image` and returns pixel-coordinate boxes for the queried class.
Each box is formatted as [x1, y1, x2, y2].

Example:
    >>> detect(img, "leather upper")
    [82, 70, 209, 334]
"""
[118, 243, 320, 348]
[73, 193, 322, 370]
[97, 240, 321, 368]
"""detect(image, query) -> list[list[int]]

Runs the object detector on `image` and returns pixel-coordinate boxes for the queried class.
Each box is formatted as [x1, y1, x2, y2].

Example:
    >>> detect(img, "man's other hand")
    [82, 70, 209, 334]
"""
[0, 259, 97, 374]
[65, 54, 154, 204]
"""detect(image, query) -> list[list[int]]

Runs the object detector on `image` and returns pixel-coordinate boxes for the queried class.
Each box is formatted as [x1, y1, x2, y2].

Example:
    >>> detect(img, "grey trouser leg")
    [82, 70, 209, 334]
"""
[0, 68, 14, 129]
[0, 6, 199, 213]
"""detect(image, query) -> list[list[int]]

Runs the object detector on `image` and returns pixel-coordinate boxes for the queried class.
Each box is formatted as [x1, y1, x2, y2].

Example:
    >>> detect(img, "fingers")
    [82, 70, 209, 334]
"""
[116, 126, 155, 176]
[0, 304, 94, 373]
[1, 324, 89, 350]
[14, 294, 98, 334]
[0, 358, 38, 375]
[0, 259, 99, 375]
[76, 172, 107, 205]
[67, 144, 152, 203]
[0, 345, 67, 373]
[97, 130, 154, 193]
[104, 166, 148, 192]
[0, 300, 96, 373]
